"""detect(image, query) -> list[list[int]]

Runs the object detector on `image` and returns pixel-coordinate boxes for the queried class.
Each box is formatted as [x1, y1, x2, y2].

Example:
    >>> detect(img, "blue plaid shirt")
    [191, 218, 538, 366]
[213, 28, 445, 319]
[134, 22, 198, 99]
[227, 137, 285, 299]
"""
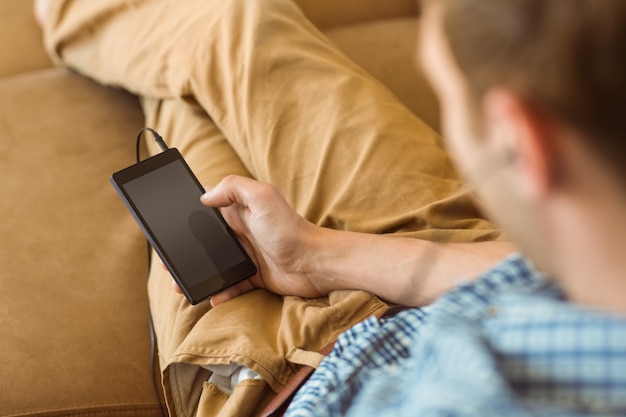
[286, 253, 626, 416]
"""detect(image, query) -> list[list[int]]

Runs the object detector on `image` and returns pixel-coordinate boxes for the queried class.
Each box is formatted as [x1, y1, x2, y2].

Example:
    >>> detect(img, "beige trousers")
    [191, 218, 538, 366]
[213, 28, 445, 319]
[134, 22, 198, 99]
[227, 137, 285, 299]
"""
[43, 0, 501, 415]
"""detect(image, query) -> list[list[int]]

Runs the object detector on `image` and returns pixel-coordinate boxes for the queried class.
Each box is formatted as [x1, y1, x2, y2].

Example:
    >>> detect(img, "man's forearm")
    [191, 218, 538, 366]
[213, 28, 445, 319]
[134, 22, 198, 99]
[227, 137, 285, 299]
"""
[305, 226, 515, 306]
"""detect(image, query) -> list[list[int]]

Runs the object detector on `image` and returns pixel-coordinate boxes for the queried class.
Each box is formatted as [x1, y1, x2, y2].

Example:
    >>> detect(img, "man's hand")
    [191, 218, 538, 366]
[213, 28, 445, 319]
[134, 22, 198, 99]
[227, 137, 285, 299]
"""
[179, 175, 328, 306]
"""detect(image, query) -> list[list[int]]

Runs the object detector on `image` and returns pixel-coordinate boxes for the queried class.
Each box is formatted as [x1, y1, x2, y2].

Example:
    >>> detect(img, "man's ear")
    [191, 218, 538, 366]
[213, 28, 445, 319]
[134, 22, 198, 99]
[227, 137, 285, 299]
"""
[481, 89, 558, 200]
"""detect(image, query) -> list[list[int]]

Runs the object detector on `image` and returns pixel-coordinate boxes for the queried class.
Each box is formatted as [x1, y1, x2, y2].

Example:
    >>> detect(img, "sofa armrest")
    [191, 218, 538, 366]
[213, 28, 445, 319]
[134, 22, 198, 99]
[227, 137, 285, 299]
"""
[0, 0, 53, 77]
[293, 0, 419, 29]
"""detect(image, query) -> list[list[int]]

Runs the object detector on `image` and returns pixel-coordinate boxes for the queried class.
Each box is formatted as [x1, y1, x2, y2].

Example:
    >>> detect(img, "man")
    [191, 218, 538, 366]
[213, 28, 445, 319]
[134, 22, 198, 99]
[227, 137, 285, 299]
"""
[37, 0, 626, 415]
[198, 0, 626, 415]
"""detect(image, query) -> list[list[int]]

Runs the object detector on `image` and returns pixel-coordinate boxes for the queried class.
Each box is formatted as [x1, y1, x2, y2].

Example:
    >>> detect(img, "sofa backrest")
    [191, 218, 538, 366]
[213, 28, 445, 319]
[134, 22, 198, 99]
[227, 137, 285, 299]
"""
[293, 0, 419, 29]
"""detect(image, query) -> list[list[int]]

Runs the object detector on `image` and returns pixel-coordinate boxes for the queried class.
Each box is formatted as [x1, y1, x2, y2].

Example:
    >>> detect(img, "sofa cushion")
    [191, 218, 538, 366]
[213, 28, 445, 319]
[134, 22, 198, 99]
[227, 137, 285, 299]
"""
[0, 0, 53, 77]
[0, 69, 161, 417]
[324, 17, 441, 133]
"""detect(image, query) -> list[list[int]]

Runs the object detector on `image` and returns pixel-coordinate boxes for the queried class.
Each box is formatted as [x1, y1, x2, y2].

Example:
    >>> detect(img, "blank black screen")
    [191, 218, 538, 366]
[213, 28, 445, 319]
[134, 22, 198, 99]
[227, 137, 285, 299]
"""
[122, 160, 246, 289]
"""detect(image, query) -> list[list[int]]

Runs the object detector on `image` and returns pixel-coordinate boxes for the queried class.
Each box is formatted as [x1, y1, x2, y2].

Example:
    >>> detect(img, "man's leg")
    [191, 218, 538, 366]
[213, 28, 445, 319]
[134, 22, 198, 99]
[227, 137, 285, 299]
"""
[39, 1, 503, 413]
[42, 0, 500, 241]
[141, 97, 252, 186]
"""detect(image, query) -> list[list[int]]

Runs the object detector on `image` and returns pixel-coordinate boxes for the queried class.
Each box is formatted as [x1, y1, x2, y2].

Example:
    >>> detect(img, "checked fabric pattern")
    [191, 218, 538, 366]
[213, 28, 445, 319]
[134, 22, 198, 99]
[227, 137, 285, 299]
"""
[286, 253, 626, 417]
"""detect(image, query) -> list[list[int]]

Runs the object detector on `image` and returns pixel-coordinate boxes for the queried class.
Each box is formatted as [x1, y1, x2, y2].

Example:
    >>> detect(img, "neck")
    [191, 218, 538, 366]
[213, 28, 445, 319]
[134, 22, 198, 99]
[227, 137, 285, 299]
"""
[549, 199, 626, 313]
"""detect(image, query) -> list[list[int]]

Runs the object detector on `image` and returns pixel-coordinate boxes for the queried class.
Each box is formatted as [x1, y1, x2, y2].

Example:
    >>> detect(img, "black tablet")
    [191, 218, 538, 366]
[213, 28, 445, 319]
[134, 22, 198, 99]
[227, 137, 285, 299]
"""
[110, 148, 257, 304]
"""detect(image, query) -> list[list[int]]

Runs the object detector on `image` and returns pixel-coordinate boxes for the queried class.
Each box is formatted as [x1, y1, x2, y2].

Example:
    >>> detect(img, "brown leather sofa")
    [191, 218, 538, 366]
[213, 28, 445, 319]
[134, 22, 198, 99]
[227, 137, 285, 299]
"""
[0, 1, 437, 416]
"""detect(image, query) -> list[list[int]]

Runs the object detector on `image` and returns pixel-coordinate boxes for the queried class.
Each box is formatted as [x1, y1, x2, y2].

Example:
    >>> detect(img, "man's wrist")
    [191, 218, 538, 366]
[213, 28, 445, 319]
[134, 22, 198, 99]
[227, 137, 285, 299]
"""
[299, 224, 346, 295]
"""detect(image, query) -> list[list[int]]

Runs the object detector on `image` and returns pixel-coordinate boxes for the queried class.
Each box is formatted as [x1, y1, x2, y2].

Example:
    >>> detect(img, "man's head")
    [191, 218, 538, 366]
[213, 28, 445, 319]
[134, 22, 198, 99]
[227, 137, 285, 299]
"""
[420, 0, 626, 269]
[433, 0, 626, 161]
